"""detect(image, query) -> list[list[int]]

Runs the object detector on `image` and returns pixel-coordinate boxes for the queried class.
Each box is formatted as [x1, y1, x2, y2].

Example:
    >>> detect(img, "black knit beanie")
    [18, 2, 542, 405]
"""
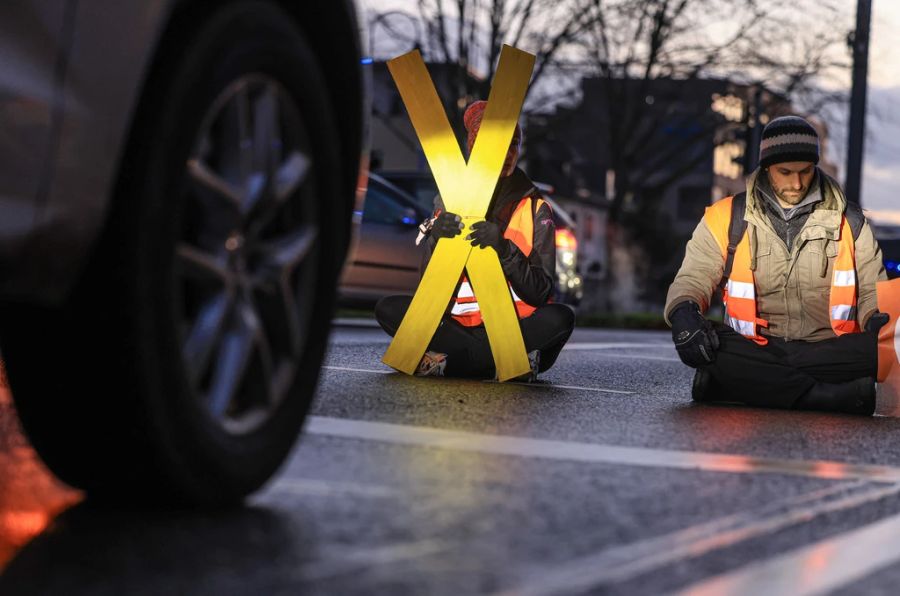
[758, 116, 820, 169]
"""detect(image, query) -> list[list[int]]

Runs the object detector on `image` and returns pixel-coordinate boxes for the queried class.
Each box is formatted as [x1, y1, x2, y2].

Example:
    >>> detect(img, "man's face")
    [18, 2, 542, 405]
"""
[501, 137, 521, 177]
[766, 161, 815, 206]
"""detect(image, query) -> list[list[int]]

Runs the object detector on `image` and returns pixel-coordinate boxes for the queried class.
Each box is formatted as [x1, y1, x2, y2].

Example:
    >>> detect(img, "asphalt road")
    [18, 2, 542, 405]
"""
[5, 322, 900, 595]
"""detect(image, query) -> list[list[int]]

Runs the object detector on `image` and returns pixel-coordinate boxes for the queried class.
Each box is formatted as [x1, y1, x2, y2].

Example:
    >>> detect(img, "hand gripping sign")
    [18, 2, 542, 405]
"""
[875, 279, 900, 414]
[382, 45, 536, 381]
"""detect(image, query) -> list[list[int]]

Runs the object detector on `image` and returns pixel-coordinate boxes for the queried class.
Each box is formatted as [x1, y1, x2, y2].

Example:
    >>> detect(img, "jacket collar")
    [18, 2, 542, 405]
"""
[744, 167, 846, 242]
[488, 167, 536, 219]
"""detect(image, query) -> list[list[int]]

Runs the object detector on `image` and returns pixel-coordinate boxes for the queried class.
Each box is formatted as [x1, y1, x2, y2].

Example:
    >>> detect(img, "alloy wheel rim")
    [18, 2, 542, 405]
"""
[175, 74, 319, 435]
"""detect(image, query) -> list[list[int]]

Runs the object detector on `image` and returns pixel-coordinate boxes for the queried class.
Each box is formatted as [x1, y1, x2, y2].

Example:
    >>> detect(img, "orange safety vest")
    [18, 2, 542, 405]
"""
[705, 196, 860, 345]
[451, 197, 546, 327]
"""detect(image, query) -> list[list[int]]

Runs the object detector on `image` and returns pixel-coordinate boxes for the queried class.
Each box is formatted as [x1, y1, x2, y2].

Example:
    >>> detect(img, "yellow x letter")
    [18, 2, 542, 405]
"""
[382, 45, 536, 381]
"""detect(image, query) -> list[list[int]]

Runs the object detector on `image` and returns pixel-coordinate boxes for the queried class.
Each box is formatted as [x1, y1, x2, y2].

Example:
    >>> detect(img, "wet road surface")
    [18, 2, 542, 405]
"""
[3, 323, 900, 594]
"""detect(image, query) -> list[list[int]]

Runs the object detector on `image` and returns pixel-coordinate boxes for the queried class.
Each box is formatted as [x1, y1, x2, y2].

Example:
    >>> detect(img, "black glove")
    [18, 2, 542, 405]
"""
[866, 311, 890, 333]
[670, 301, 719, 368]
[467, 220, 511, 258]
[432, 211, 464, 240]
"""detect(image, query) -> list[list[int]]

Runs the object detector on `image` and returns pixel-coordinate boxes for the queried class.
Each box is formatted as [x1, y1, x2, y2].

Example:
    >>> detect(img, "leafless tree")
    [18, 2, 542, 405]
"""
[368, 0, 855, 311]
[532, 0, 854, 309]
[369, 0, 601, 135]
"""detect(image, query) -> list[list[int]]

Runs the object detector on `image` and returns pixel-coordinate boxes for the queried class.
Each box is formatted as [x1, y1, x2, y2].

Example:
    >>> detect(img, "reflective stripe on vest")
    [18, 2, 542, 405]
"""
[451, 197, 545, 327]
[704, 196, 860, 344]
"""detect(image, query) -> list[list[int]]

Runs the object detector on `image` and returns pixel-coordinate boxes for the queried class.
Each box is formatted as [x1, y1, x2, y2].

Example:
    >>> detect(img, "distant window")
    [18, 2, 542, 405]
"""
[677, 186, 710, 222]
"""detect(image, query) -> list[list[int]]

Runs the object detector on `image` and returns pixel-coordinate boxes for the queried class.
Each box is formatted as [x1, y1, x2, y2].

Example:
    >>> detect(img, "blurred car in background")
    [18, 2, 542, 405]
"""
[0, 0, 366, 505]
[870, 218, 900, 280]
[354, 171, 584, 306]
[339, 174, 431, 304]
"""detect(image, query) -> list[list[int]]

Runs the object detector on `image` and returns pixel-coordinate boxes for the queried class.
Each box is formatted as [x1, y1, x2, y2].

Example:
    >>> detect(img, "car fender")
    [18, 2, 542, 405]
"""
[1, 1, 174, 304]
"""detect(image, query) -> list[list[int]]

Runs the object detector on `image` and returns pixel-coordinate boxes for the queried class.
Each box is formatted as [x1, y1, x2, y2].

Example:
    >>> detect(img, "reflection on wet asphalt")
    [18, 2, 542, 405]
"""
[5, 328, 900, 595]
[0, 383, 82, 569]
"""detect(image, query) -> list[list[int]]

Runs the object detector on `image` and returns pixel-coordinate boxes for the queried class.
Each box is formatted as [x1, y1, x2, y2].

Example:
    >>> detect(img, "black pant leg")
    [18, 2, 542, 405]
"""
[374, 295, 412, 336]
[703, 323, 817, 408]
[781, 331, 879, 383]
[519, 304, 576, 372]
[374, 294, 494, 378]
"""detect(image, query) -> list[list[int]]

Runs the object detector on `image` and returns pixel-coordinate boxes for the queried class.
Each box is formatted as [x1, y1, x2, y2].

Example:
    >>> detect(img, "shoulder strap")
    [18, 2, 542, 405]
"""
[719, 191, 747, 290]
[844, 201, 865, 241]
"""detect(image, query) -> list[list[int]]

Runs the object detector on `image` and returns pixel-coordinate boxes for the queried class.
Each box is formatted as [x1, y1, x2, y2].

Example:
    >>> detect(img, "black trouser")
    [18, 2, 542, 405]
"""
[703, 322, 879, 408]
[375, 295, 576, 378]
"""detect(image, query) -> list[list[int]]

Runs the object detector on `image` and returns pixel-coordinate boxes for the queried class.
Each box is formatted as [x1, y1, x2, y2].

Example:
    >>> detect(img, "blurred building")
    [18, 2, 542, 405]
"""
[367, 64, 837, 312]
[522, 76, 835, 311]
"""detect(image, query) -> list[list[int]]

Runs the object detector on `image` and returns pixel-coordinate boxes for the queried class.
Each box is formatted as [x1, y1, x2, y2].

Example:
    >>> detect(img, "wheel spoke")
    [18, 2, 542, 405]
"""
[176, 243, 231, 284]
[234, 84, 254, 183]
[263, 225, 319, 270]
[187, 158, 242, 213]
[253, 83, 282, 176]
[182, 291, 233, 387]
[207, 300, 257, 417]
[275, 151, 310, 202]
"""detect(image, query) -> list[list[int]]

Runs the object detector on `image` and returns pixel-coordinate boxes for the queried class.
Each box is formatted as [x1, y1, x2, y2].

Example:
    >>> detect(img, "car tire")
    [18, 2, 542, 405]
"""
[0, 2, 348, 504]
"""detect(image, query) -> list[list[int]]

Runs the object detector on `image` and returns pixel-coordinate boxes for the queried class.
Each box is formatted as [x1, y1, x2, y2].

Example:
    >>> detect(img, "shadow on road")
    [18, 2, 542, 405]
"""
[0, 501, 308, 595]
[1, 379, 320, 595]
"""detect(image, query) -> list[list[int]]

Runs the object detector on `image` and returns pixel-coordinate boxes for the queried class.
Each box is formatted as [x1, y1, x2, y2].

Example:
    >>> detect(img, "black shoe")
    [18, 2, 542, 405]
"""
[794, 377, 876, 416]
[691, 368, 717, 402]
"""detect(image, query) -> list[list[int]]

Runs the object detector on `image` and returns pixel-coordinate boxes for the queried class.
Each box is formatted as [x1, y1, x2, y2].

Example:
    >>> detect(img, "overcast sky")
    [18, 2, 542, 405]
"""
[363, 0, 900, 212]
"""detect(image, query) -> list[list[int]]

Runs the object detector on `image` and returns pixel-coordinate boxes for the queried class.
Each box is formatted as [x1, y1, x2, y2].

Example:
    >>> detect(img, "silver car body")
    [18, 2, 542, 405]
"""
[0, 0, 367, 304]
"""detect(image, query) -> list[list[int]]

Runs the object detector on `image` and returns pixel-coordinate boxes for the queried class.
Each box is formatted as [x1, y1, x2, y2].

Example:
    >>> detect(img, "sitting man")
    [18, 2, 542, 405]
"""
[665, 115, 888, 414]
[375, 101, 575, 380]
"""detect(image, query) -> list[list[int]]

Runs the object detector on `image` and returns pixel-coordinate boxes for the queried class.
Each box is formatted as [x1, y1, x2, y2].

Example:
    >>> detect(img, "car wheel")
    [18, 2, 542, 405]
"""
[0, 2, 348, 504]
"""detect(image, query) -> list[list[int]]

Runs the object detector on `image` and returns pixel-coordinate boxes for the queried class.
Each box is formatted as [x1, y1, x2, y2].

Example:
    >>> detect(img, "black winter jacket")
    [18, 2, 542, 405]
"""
[422, 167, 556, 309]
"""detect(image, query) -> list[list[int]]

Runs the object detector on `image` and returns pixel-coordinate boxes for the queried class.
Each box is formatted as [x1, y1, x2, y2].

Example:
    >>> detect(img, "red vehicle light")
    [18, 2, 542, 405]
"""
[555, 228, 577, 251]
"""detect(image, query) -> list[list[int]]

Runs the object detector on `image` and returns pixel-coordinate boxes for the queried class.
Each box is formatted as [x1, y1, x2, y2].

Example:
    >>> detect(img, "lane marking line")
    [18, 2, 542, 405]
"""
[498, 481, 900, 596]
[672, 498, 900, 596]
[304, 416, 900, 484]
[562, 342, 673, 350]
[267, 478, 398, 499]
[323, 366, 392, 375]
[591, 353, 681, 363]
[486, 381, 634, 395]
[322, 366, 634, 394]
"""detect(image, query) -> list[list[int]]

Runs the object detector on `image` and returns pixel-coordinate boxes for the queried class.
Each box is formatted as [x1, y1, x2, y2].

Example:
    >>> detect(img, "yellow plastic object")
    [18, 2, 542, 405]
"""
[382, 45, 535, 381]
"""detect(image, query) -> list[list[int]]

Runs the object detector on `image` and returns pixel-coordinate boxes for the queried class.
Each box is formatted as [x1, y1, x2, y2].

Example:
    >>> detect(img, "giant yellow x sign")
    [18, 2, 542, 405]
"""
[382, 45, 536, 381]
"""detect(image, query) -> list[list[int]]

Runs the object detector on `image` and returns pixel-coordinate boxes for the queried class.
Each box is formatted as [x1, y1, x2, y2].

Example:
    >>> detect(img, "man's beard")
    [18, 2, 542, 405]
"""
[775, 188, 807, 205]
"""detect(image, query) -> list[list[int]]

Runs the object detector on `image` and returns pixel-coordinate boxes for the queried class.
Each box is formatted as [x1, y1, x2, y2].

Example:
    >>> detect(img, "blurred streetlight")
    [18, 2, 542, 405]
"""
[845, 0, 872, 205]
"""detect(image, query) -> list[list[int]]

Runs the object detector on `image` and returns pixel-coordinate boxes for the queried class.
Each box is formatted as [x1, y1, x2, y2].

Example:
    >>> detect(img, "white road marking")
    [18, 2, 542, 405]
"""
[593, 353, 682, 363]
[497, 481, 900, 596]
[673, 504, 900, 596]
[304, 416, 900, 484]
[268, 478, 397, 499]
[323, 366, 634, 394]
[563, 342, 673, 350]
[323, 365, 393, 375]
[488, 381, 634, 394]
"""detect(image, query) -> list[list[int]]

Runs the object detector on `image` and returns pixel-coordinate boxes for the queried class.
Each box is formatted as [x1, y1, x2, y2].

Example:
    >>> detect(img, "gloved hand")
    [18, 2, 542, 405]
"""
[866, 311, 890, 333]
[670, 301, 719, 368]
[432, 211, 464, 240]
[467, 220, 511, 258]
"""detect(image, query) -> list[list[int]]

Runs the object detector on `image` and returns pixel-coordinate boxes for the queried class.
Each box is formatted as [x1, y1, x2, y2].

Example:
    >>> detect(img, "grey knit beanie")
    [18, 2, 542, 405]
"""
[758, 116, 820, 169]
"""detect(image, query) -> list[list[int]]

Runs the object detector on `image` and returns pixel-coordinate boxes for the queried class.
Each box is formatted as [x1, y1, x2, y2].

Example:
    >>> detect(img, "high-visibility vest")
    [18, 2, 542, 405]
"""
[705, 196, 860, 345]
[451, 197, 546, 327]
